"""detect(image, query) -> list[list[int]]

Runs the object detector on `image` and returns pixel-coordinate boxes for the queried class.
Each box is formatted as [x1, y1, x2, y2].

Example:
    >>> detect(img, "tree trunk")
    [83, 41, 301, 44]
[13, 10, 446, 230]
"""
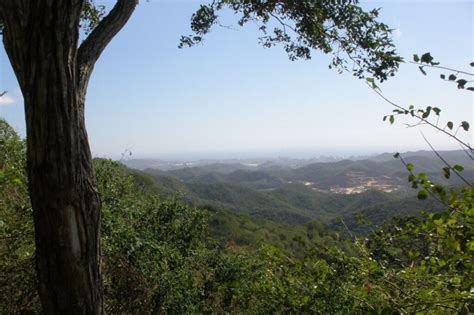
[1, 0, 136, 312]
[2, 2, 103, 313]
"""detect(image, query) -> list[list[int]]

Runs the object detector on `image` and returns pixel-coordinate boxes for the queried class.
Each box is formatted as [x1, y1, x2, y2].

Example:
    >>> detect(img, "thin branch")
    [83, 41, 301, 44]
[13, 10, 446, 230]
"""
[367, 82, 473, 154]
[420, 132, 473, 187]
[77, 0, 138, 93]
[397, 154, 452, 210]
[459, 143, 474, 160]
[217, 22, 238, 31]
[404, 120, 427, 128]
[339, 217, 355, 241]
[345, 292, 376, 311]
[269, 12, 298, 34]
[409, 61, 474, 76]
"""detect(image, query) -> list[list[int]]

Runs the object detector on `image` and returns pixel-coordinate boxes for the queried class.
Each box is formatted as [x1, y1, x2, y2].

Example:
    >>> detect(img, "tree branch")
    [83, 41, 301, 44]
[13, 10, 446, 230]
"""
[367, 82, 473, 154]
[409, 61, 474, 76]
[77, 0, 138, 94]
[420, 132, 473, 187]
[397, 154, 452, 210]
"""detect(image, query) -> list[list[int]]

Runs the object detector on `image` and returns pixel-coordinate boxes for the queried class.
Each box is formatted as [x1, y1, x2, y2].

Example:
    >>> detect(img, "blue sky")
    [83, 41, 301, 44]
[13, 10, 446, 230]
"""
[1, 0, 473, 159]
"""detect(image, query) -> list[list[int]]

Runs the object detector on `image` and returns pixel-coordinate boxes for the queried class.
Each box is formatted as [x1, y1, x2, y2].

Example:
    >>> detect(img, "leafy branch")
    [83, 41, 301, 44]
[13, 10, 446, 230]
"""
[393, 152, 451, 206]
[367, 79, 472, 158]
[420, 133, 473, 188]
[181, 1, 402, 81]
[412, 52, 474, 91]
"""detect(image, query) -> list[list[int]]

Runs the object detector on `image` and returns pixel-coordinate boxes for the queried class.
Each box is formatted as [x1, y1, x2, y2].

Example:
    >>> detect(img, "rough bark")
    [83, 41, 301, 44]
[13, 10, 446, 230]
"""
[0, 1, 137, 313]
[2, 1, 102, 313]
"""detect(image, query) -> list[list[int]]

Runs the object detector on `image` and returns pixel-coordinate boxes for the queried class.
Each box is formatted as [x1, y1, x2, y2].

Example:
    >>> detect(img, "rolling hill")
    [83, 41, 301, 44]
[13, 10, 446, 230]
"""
[126, 150, 471, 233]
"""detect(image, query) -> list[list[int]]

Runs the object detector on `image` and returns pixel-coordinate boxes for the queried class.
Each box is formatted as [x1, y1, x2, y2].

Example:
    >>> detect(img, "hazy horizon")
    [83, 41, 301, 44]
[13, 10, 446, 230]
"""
[102, 147, 468, 162]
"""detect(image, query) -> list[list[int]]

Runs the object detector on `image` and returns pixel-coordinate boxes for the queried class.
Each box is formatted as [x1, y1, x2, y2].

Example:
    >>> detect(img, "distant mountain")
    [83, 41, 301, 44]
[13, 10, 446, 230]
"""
[146, 150, 472, 193]
[129, 150, 471, 232]
[123, 156, 344, 172]
[124, 150, 471, 172]
[367, 150, 471, 163]
[122, 158, 187, 171]
[166, 163, 254, 179]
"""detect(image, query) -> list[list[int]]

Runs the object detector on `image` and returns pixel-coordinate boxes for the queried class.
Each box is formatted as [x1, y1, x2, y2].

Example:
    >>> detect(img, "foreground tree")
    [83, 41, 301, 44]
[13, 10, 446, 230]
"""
[0, 1, 400, 313]
[0, 1, 137, 313]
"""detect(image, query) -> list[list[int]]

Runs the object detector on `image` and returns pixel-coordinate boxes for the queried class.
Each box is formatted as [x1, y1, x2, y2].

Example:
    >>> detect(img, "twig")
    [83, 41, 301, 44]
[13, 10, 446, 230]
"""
[420, 132, 473, 187]
[397, 154, 452, 209]
[339, 217, 355, 241]
[409, 61, 474, 76]
[367, 82, 473, 154]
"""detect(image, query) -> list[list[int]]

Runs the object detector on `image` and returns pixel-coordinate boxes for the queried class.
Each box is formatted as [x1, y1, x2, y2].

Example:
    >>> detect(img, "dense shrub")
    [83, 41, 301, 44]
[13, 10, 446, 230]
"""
[1, 118, 472, 313]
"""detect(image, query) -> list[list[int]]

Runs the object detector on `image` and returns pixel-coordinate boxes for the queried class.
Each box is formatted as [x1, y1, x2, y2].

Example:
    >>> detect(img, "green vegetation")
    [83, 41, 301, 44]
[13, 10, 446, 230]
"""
[1, 117, 472, 313]
[142, 169, 444, 233]
[0, 118, 38, 311]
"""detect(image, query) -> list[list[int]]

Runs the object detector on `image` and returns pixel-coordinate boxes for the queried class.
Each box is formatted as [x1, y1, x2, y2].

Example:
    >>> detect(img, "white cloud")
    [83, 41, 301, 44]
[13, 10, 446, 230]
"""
[0, 94, 16, 105]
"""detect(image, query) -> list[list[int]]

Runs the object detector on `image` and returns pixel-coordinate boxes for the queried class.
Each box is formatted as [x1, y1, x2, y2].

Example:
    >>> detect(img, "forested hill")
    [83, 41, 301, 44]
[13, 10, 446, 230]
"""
[128, 165, 445, 233]
[120, 150, 471, 231]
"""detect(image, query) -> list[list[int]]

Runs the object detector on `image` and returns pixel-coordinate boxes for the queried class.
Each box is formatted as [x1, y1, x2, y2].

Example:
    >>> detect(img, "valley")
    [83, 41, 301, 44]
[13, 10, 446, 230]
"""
[124, 150, 472, 232]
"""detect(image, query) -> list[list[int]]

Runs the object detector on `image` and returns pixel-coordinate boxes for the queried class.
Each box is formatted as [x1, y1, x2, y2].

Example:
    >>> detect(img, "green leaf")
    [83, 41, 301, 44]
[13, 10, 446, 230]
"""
[457, 79, 467, 89]
[422, 108, 430, 118]
[413, 54, 420, 62]
[448, 74, 457, 81]
[448, 239, 461, 251]
[422, 180, 432, 189]
[453, 164, 464, 172]
[467, 241, 474, 252]
[366, 77, 379, 90]
[432, 185, 446, 200]
[432, 107, 441, 115]
[432, 185, 444, 194]
[389, 115, 395, 124]
[440, 74, 445, 79]
[406, 163, 414, 172]
[447, 121, 454, 130]
[461, 121, 470, 131]
[446, 218, 456, 226]
[420, 52, 433, 64]
[442, 167, 450, 179]
[417, 190, 428, 200]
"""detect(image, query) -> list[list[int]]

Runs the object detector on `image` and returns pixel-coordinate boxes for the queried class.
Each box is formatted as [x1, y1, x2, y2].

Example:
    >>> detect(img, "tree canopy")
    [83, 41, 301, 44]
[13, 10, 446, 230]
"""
[64, 0, 402, 81]
[181, 0, 401, 81]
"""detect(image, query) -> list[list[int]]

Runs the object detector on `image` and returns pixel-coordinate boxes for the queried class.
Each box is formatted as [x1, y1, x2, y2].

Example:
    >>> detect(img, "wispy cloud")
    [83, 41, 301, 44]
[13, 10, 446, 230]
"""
[0, 94, 16, 105]
[394, 28, 402, 39]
